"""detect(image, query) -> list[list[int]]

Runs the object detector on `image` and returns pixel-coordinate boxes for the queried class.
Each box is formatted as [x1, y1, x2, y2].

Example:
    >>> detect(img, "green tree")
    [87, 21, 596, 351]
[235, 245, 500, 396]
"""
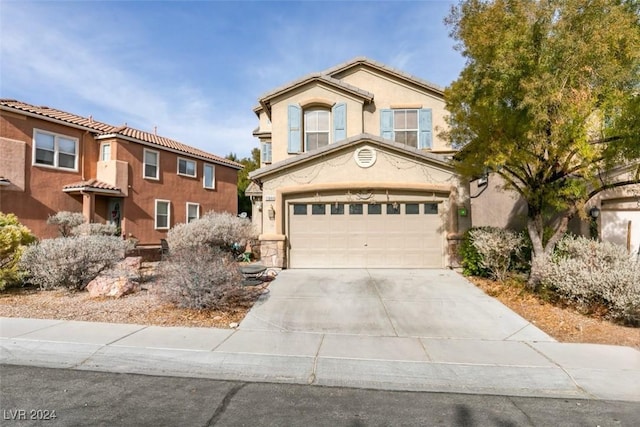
[0, 212, 36, 289]
[227, 148, 261, 216]
[443, 0, 640, 284]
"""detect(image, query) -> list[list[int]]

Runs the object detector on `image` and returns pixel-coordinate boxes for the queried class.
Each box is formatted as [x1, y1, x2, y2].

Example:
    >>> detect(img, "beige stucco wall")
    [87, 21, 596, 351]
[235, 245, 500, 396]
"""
[338, 68, 450, 152]
[257, 142, 467, 239]
[261, 67, 450, 167]
[268, 84, 365, 164]
[469, 174, 528, 230]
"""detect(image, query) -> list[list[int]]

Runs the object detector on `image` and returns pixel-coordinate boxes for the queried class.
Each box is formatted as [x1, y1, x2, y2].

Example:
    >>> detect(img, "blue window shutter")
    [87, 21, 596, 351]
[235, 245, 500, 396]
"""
[418, 109, 432, 149]
[332, 102, 346, 142]
[261, 143, 272, 163]
[380, 109, 393, 140]
[288, 104, 301, 153]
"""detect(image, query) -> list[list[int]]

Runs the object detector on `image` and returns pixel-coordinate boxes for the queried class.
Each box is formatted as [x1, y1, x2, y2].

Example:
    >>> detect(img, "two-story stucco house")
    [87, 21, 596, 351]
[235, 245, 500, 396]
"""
[248, 58, 471, 269]
[0, 99, 242, 245]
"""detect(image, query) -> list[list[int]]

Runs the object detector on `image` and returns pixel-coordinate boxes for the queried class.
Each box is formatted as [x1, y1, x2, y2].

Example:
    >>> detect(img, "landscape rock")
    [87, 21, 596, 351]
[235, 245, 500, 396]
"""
[86, 276, 140, 298]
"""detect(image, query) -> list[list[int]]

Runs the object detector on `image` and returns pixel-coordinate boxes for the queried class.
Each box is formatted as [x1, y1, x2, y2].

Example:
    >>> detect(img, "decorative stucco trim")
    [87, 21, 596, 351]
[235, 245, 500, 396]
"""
[390, 104, 423, 109]
[299, 98, 335, 108]
[273, 181, 455, 235]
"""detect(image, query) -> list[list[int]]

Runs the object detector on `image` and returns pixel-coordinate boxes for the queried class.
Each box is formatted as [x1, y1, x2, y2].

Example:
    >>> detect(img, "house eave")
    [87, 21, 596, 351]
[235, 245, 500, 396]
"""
[249, 133, 454, 181]
[96, 133, 243, 170]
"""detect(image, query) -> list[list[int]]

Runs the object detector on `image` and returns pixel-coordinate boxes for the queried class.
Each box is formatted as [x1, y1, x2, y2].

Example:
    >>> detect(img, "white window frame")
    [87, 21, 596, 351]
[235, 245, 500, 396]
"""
[304, 108, 330, 152]
[32, 128, 79, 171]
[177, 157, 197, 178]
[100, 143, 111, 161]
[143, 148, 160, 180]
[155, 199, 171, 230]
[203, 163, 215, 189]
[393, 109, 419, 148]
[186, 202, 200, 223]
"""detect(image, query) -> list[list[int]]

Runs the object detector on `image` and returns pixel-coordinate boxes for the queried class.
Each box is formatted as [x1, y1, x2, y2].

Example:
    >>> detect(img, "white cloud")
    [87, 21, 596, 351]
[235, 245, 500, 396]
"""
[0, 2, 254, 157]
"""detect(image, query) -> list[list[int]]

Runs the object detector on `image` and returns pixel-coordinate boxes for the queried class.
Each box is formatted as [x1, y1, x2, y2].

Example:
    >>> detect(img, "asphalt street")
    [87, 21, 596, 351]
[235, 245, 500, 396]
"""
[1, 365, 638, 427]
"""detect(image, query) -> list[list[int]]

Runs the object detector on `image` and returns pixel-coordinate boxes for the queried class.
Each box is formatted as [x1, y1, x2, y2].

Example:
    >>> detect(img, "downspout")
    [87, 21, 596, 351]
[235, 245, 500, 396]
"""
[81, 131, 89, 180]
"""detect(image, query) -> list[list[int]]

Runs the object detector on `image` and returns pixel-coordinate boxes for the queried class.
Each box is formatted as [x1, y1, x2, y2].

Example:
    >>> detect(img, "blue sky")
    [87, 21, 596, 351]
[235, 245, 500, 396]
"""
[0, 0, 465, 159]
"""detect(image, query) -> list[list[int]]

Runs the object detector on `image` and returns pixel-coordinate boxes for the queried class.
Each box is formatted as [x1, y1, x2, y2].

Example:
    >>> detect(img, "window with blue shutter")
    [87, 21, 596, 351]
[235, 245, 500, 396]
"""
[380, 109, 394, 140]
[332, 102, 346, 142]
[261, 142, 272, 163]
[418, 109, 432, 149]
[287, 104, 302, 153]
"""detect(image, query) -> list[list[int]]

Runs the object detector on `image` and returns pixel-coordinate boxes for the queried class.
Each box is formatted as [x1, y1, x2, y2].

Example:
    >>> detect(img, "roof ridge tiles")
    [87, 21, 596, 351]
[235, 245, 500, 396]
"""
[0, 99, 242, 169]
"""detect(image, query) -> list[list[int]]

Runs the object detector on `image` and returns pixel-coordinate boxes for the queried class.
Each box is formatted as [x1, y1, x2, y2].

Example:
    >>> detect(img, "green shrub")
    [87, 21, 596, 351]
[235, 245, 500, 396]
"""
[156, 245, 252, 310]
[0, 213, 37, 290]
[459, 228, 490, 277]
[20, 235, 131, 290]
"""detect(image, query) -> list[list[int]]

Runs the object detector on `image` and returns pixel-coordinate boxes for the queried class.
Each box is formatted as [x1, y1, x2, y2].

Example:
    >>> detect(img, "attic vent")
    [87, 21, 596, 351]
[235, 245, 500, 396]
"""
[354, 146, 377, 168]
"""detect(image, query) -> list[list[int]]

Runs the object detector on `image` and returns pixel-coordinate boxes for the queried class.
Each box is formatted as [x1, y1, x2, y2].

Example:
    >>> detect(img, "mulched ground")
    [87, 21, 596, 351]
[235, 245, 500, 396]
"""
[469, 277, 640, 350]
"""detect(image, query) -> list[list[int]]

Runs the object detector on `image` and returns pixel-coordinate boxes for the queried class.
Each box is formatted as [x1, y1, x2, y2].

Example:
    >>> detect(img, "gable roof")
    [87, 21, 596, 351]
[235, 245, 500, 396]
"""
[256, 73, 375, 118]
[249, 133, 453, 181]
[0, 99, 242, 169]
[323, 57, 445, 96]
[253, 57, 445, 118]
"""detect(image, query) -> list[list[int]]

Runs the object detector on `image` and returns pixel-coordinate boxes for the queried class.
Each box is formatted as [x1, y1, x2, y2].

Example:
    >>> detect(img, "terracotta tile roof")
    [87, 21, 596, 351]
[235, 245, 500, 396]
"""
[0, 99, 242, 169]
[0, 99, 116, 132]
[100, 126, 242, 168]
[62, 179, 121, 193]
[322, 57, 445, 95]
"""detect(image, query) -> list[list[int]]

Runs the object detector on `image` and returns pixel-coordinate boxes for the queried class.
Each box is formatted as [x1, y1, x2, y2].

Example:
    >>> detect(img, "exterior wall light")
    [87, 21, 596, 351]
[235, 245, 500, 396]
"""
[268, 204, 276, 220]
[589, 207, 601, 219]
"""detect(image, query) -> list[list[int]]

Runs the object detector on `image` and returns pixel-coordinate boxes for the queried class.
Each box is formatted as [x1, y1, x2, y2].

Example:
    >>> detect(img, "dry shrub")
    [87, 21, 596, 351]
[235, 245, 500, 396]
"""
[167, 211, 256, 252]
[47, 211, 85, 237]
[536, 235, 640, 325]
[71, 222, 119, 236]
[20, 236, 131, 290]
[156, 246, 252, 310]
[469, 227, 523, 281]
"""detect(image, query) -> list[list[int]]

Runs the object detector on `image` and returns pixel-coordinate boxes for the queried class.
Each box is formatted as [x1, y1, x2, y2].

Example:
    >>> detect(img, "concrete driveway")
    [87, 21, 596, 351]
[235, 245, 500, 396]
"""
[240, 269, 553, 341]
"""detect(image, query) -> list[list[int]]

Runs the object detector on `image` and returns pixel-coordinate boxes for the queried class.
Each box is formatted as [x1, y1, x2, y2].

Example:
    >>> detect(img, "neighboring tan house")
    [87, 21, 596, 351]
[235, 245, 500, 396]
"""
[469, 167, 640, 256]
[248, 58, 471, 269]
[0, 99, 242, 245]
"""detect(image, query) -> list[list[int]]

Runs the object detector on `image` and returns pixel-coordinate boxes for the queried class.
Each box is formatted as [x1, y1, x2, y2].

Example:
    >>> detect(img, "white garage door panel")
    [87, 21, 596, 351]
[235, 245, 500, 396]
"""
[289, 202, 444, 268]
[602, 210, 640, 255]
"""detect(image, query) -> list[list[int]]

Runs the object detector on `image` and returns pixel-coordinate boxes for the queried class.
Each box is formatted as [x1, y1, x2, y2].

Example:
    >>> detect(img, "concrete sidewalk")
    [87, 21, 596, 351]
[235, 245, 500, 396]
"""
[1, 269, 639, 402]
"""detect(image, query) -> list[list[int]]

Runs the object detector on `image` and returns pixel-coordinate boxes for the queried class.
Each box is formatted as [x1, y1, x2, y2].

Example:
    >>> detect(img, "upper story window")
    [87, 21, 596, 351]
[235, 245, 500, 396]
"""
[100, 143, 111, 161]
[177, 157, 196, 178]
[33, 129, 78, 171]
[261, 142, 272, 164]
[143, 149, 159, 180]
[381, 108, 432, 149]
[287, 102, 346, 154]
[304, 109, 330, 151]
[203, 163, 215, 189]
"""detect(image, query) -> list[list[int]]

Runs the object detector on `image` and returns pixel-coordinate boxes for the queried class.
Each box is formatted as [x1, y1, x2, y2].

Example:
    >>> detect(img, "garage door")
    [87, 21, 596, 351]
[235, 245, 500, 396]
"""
[288, 202, 444, 268]
[601, 209, 640, 256]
